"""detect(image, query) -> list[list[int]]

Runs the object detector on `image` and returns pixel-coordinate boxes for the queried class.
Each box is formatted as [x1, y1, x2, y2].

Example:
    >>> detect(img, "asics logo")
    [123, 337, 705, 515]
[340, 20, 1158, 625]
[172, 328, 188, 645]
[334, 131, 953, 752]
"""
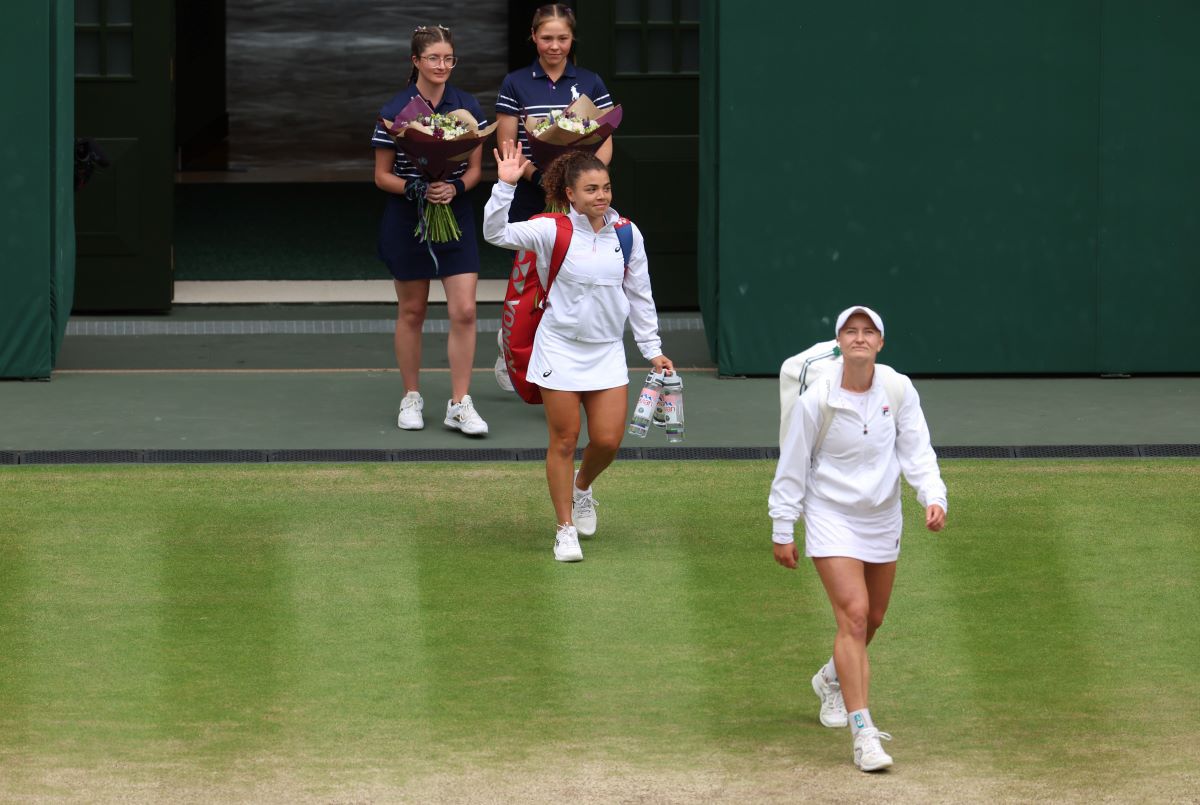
[613, 245, 621, 252]
[542, 370, 553, 378]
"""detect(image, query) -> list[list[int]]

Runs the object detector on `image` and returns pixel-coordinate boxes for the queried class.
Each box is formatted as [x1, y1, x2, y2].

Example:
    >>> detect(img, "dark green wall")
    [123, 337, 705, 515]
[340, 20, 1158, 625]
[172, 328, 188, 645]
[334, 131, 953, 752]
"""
[703, 1, 1199, 375]
[1097, 1, 1199, 373]
[1, 0, 74, 379]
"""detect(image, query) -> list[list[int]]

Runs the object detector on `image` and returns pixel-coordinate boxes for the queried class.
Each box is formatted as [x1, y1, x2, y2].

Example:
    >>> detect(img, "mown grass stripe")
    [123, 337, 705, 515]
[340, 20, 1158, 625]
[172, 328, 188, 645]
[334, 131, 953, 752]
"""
[0, 460, 1196, 799]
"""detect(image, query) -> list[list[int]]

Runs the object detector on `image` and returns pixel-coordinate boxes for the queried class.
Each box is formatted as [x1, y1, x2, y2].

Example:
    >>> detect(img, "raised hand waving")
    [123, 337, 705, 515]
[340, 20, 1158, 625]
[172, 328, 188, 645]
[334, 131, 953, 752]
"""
[493, 139, 529, 185]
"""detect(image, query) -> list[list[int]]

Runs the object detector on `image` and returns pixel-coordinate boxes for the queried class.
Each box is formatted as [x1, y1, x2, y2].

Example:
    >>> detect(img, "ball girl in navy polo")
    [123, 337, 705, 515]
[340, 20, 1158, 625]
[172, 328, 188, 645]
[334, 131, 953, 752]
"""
[371, 25, 488, 436]
[484, 141, 673, 563]
[495, 4, 616, 223]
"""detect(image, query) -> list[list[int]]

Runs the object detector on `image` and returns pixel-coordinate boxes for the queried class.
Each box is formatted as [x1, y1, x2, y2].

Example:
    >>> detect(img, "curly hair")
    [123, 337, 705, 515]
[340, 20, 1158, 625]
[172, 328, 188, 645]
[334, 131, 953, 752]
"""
[542, 151, 608, 211]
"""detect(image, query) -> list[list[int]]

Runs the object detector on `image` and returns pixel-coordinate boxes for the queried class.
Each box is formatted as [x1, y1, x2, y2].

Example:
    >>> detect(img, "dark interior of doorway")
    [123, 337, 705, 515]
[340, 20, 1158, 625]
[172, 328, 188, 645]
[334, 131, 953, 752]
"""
[172, 0, 549, 281]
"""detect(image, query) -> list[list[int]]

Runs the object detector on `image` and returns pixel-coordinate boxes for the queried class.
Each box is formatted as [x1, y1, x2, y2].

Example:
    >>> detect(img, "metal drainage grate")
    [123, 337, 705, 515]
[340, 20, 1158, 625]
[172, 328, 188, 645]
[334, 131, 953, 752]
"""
[1141, 444, 1200, 458]
[21, 449, 144, 464]
[643, 446, 770, 461]
[391, 448, 518, 463]
[935, 446, 1017, 459]
[146, 449, 268, 464]
[1015, 444, 1142, 459]
[65, 316, 707, 338]
[270, 449, 393, 463]
[2, 445, 1197, 465]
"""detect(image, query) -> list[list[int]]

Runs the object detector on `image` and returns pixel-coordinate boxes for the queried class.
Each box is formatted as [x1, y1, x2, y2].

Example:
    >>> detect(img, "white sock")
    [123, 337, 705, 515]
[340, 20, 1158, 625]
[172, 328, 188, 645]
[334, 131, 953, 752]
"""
[823, 657, 838, 685]
[573, 471, 590, 497]
[849, 708, 874, 737]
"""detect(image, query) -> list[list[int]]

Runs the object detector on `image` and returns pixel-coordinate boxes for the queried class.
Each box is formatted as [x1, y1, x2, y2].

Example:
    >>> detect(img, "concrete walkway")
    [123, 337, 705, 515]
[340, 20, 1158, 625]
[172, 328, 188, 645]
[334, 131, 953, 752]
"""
[2, 305, 1198, 458]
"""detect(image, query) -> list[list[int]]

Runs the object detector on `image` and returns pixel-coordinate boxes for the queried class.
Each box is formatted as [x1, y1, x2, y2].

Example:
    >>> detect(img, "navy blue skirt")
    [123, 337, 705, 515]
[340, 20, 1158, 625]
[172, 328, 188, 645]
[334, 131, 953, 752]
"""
[377, 192, 480, 281]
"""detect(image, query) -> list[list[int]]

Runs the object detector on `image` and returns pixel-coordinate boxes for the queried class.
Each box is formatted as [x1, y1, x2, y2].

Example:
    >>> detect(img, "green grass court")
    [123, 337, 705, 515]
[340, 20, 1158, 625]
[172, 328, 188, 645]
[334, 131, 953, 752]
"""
[2, 459, 1197, 802]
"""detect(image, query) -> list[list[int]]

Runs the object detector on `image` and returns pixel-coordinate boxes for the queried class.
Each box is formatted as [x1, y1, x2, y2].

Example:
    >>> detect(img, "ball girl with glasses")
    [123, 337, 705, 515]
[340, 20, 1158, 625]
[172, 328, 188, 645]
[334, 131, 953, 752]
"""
[371, 25, 489, 436]
[494, 4, 616, 223]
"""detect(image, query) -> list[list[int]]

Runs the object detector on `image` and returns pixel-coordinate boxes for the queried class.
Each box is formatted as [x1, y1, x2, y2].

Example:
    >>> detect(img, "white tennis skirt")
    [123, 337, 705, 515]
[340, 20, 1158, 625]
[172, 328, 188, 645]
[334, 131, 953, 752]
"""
[527, 326, 629, 392]
[804, 497, 904, 564]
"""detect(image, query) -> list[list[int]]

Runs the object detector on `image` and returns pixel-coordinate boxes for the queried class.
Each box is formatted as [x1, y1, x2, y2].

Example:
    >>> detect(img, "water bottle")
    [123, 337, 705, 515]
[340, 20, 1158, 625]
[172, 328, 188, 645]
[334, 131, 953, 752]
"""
[652, 387, 667, 428]
[658, 372, 685, 443]
[627, 372, 663, 437]
[651, 373, 672, 428]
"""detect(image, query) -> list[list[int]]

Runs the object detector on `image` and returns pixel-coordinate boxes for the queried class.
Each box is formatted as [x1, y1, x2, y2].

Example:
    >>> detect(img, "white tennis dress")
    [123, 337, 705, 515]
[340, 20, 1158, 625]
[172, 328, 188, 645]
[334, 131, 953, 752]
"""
[768, 366, 947, 563]
[482, 180, 663, 391]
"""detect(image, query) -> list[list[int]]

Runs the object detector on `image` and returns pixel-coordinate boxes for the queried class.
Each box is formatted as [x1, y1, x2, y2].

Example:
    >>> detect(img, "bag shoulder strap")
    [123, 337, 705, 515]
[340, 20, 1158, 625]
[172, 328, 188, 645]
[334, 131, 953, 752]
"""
[615, 217, 634, 270]
[798, 345, 839, 393]
[813, 377, 836, 460]
[877, 365, 907, 438]
[529, 212, 574, 292]
[547, 214, 573, 288]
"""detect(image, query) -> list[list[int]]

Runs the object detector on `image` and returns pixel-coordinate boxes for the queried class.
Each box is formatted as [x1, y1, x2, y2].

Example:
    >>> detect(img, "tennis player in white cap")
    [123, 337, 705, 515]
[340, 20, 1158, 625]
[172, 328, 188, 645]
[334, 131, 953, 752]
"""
[768, 305, 947, 772]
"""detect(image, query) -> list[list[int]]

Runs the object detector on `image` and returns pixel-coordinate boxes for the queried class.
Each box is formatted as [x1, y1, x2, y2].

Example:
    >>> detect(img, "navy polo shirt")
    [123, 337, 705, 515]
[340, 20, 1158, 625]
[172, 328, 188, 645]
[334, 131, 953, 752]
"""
[495, 60, 613, 161]
[371, 83, 487, 181]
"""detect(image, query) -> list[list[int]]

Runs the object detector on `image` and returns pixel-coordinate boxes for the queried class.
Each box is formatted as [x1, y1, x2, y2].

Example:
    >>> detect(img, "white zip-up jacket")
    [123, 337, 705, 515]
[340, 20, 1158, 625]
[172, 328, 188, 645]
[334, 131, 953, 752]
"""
[768, 365, 948, 543]
[483, 180, 663, 360]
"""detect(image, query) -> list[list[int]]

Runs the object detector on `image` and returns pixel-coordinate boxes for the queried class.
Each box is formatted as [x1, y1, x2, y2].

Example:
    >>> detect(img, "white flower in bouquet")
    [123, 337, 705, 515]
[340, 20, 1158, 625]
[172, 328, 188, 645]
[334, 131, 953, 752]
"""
[532, 109, 600, 137]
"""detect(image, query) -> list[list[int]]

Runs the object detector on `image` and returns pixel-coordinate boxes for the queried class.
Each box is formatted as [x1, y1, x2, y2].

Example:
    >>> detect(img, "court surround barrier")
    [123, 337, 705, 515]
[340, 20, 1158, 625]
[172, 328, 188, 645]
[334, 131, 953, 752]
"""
[0, 0, 74, 379]
[699, 1, 1200, 376]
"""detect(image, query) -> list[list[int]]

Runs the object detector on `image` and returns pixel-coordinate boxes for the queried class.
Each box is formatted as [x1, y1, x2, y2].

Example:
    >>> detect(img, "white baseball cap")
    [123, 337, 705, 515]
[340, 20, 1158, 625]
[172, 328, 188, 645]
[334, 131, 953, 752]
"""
[835, 305, 885, 336]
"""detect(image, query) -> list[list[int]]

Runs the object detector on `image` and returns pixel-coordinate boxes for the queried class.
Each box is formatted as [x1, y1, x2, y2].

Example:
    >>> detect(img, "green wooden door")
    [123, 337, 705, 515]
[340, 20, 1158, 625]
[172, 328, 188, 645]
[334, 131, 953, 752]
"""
[74, 0, 173, 311]
[576, 0, 700, 309]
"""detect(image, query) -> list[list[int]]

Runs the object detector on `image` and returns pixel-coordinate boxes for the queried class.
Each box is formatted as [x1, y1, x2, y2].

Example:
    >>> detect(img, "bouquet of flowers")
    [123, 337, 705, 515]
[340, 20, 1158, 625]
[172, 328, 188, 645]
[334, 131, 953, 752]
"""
[524, 95, 622, 211]
[379, 96, 498, 242]
[531, 109, 600, 137]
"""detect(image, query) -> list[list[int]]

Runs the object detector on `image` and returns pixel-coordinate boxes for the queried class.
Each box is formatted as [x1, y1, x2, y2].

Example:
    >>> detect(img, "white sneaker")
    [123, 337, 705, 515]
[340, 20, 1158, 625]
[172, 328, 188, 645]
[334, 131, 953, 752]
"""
[812, 670, 848, 728]
[494, 353, 514, 393]
[554, 523, 583, 562]
[397, 391, 424, 430]
[853, 727, 894, 772]
[444, 394, 489, 436]
[572, 475, 598, 537]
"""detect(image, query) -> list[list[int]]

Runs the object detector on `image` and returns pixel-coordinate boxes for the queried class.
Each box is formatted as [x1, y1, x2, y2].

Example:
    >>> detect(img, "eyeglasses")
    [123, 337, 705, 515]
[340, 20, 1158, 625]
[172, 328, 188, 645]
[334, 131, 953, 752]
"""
[419, 55, 458, 67]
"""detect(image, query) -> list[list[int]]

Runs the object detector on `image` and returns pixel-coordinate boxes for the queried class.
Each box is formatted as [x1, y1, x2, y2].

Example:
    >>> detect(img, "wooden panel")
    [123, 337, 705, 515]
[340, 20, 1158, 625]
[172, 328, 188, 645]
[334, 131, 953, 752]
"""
[74, 0, 173, 311]
[610, 135, 698, 308]
[575, 0, 701, 309]
[74, 137, 140, 255]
